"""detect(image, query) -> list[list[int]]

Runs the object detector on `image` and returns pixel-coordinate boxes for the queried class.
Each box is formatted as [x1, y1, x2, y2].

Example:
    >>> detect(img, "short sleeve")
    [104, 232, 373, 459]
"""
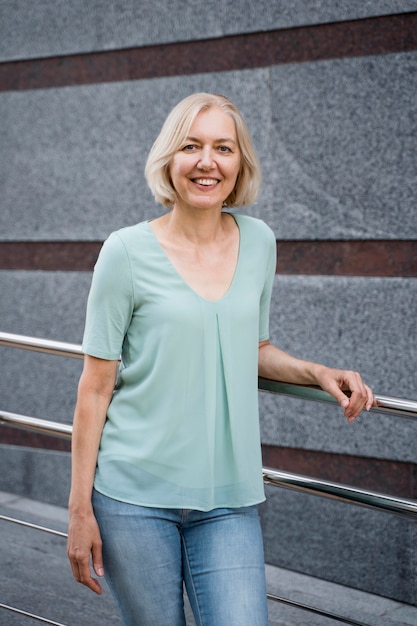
[82, 232, 134, 360]
[258, 225, 277, 342]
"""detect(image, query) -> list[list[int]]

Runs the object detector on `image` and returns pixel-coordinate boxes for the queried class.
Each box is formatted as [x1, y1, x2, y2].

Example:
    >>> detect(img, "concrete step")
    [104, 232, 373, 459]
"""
[1, 491, 416, 626]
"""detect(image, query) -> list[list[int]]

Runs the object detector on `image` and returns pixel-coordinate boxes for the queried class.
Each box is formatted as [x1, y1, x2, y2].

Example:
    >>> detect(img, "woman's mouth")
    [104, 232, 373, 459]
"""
[193, 178, 219, 187]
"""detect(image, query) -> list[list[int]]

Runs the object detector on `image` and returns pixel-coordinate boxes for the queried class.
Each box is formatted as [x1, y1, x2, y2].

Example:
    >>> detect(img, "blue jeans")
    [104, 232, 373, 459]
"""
[93, 490, 268, 626]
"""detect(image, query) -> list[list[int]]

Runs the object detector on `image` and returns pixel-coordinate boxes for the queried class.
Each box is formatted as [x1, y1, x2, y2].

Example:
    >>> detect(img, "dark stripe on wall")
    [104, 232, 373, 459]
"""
[277, 240, 417, 277]
[262, 444, 417, 500]
[0, 13, 416, 92]
[0, 425, 70, 452]
[0, 240, 416, 276]
[0, 241, 103, 272]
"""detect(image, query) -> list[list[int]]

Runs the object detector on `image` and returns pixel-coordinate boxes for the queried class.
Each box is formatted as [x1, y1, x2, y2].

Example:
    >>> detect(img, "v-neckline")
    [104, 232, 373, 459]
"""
[146, 214, 242, 304]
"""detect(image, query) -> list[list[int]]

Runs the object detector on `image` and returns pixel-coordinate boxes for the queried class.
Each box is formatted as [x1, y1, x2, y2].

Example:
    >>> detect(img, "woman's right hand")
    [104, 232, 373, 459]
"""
[67, 355, 119, 594]
[67, 510, 104, 595]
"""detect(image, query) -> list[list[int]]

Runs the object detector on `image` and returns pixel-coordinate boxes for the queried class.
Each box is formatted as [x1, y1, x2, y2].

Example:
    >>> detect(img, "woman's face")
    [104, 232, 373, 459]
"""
[169, 106, 241, 212]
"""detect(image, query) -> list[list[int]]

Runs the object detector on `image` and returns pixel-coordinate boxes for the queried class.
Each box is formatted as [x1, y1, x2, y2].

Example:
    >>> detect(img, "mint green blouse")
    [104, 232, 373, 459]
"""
[82, 213, 276, 511]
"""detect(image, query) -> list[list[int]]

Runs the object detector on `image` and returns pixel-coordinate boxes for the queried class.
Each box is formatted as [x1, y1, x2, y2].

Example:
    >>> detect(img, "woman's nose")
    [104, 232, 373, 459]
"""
[197, 147, 214, 170]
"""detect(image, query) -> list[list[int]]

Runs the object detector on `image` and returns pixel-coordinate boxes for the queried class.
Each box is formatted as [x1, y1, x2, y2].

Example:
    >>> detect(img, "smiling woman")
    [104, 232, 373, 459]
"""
[168, 107, 241, 213]
[67, 92, 376, 626]
[144, 92, 262, 208]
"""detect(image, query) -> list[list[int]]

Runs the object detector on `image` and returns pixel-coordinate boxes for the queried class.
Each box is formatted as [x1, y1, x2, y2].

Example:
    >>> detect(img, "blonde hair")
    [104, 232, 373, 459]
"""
[145, 93, 262, 208]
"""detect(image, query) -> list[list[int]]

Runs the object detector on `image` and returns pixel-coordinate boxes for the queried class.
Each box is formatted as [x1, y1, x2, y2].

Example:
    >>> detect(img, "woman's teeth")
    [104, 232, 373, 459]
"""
[194, 178, 217, 186]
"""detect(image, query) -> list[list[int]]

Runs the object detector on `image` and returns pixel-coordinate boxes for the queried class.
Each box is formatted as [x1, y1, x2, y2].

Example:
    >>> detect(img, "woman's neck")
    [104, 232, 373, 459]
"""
[161, 205, 231, 246]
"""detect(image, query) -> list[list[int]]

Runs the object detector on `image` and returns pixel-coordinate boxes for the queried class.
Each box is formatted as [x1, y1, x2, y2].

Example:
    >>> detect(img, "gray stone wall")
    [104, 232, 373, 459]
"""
[261, 276, 417, 459]
[0, 0, 416, 606]
[2, 52, 417, 240]
[1, 0, 416, 61]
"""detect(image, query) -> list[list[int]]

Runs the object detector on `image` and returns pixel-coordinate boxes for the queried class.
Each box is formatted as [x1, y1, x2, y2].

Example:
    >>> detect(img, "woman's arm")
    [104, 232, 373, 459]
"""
[258, 340, 376, 422]
[67, 355, 119, 594]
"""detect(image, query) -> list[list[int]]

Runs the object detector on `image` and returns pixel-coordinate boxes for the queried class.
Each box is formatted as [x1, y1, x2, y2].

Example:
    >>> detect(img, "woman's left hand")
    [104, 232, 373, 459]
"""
[315, 366, 377, 422]
[257, 342, 377, 421]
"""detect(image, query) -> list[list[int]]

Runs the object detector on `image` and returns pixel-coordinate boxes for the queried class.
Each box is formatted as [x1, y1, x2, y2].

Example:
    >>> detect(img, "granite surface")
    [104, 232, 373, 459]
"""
[1, 51, 416, 241]
[1, 1, 416, 62]
[260, 484, 417, 606]
[259, 275, 417, 461]
[2, 16, 416, 93]
[0, 271, 415, 462]
[0, 445, 71, 508]
[266, 53, 417, 239]
[1, 269, 416, 606]
[1, 3, 416, 606]
[4, 490, 415, 625]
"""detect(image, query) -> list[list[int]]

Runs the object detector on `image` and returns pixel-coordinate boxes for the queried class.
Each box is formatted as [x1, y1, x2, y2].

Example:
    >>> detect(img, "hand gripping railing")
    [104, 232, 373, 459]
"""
[259, 377, 417, 420]
[257, 381, 417, 520]
[1, 331, 417, 626]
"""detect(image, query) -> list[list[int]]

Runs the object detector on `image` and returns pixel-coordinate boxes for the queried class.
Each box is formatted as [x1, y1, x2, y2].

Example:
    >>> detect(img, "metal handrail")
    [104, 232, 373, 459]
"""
[0, 603, 66, 626]
[1, 409, 417, 520]
[265, 594, 371, 626]
[1, 332, 417, 517]
[2, 331, 417, 419]
[0, 514, 67, 538]
[1, 330, 417, 625]
[262, 467, 417, 519]
[0, 331, 83, 359]
[0, 410, 72, 439]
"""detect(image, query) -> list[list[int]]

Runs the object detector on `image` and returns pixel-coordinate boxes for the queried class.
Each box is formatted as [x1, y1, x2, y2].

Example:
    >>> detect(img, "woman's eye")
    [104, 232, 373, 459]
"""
[218, 146, 231, 153]
[183, 144, 197, 152]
